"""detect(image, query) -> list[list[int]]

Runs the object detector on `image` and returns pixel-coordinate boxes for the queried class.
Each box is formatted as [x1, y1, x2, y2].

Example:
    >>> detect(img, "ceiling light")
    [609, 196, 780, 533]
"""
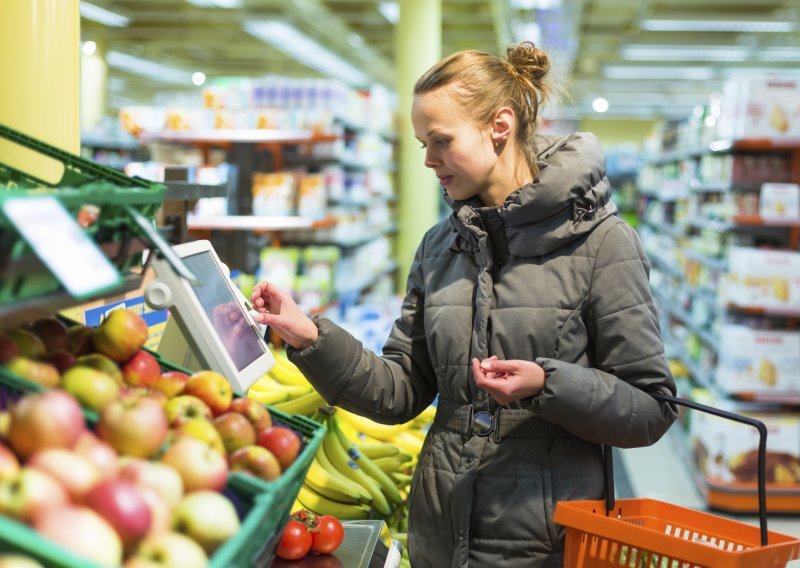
[592, 98, 609, 113]
[82, 41, 97, 56]
[378, 1, 400, 25]
[759, 48, 800, 61]
[106, 51, 194, 85]
[640, 19, 795, 33]
[244, 21, 369, 87]
[621, 45, 748, 62]
[512, 21, 542, 45]
[511, 0, 562, 8]
[80, 2, 130, 28]
[185, 0, 243, 7]
[603, 65, 715, 81]
[192, 72, 206, 86]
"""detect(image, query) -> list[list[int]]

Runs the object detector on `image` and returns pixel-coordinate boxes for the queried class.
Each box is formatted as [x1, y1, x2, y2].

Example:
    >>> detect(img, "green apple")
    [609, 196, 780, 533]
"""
[62, 366, 120, 412]
[4, 357, 60, 388]
[76, 353, 124, 385]
[134, 532, 208, 568]
[175, 419, 226, 456]
[172, 491, 240, 554]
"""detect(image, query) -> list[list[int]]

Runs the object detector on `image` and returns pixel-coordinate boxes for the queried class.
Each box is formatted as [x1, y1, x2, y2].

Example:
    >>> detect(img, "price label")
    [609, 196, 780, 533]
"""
[2, 197, 121, 299]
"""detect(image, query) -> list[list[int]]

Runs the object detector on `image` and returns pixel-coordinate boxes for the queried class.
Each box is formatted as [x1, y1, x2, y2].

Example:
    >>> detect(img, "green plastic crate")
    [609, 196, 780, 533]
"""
[0, 123, 166, 305]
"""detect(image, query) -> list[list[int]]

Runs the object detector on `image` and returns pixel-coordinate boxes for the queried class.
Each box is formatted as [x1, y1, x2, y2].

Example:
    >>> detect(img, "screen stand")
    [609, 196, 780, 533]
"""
[157, 316, 203, 373]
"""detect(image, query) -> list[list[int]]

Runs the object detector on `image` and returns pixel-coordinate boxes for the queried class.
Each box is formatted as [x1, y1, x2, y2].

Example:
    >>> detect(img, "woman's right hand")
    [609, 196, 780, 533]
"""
[250, 281, 319, 350]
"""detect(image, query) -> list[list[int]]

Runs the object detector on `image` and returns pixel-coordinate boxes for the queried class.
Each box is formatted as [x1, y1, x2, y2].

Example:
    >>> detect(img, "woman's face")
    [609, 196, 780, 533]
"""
[411, 86, 496, 203]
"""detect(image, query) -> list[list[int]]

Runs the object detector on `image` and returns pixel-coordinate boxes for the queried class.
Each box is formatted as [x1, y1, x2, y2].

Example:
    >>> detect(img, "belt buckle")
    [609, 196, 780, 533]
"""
[472, 409, 495, 437]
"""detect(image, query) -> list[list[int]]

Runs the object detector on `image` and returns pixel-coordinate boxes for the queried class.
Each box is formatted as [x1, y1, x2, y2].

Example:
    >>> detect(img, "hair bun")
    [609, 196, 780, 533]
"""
[506, 41, 550, 81]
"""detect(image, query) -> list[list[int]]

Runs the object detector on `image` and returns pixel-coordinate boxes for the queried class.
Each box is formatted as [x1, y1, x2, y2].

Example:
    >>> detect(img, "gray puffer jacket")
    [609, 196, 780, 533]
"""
[289, 132, 677, 567]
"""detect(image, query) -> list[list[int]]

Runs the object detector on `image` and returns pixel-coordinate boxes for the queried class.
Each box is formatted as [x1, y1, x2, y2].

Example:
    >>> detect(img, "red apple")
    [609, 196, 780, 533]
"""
[66, 325, 95, 357]
[153, 371, 190, 398]
[229, 445, 281, 481]
[0, 333, 20, 364]
[7, 390, 86, 459]
[184, 370, 233, 416]
[34, 506, 123, 567]
[7, 330, 45, 359]
[98, 397, 168, 459]
[137, 486, 173, 536]
[73, 431, 119, 480]
[84, 479, 152, 550]
[172, 491, 240, 554]
[230, 397, 272, 431]
[159, 437, 228, 493]
[163, 395, 213, 426]
[0, 467, 69, 523]
[76, 353, 124, 385]
[213, 412, 256, 454]
[26, 317, 68, 353]
[61, 365, 120, 412]
[117, 458, 184, 508]
[257, 425, 302, 470]
[27, 448, 102, 501]
[134, 532, 208, 568]
[122, 350, 161, 388]
[93, 310, 148, 362]
[42, 350, 77, 373]
[121, 386, 169, 408]
[3, 357, 60, 388]
[0, 443, 20, 482]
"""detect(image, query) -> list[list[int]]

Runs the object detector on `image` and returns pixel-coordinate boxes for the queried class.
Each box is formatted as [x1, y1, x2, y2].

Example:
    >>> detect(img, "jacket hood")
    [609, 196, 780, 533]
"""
[446, 131, 617, 257]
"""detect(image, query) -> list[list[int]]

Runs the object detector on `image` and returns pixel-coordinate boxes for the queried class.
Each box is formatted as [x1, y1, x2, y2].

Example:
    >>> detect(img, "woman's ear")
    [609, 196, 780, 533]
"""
[491, 107, 515, 145]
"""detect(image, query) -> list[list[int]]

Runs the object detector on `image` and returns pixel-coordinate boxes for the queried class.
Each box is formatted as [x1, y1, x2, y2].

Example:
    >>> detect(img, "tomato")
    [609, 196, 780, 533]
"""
[276, 520, 313, 561]
[310, 515, 344, 555]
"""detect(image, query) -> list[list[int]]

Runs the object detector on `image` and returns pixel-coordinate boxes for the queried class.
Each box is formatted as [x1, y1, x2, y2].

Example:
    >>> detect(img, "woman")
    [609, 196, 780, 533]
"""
[252, 41, 677, 567]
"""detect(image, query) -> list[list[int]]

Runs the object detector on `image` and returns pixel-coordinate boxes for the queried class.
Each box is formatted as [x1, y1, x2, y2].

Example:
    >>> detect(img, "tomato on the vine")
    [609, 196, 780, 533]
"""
[276, 520, 312, 560]
[310, 515, 344, 555]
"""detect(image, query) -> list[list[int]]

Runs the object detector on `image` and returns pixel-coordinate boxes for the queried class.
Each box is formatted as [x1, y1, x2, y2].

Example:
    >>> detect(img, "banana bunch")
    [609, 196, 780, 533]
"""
[247, 347, 329, 415]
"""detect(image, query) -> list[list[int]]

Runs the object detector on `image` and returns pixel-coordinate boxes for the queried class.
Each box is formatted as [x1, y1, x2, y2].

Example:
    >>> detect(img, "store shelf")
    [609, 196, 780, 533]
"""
[143, 129, 338, 145]
[164, 182, 228, 200]
[654, 289, 720, 353]
[682, 249, 728, 272]
[339, 261, 398, 297]
[282, 224, 397, 249]
[186, 214, 336, 232]
[649, 139, 800, 165]
[80, 136, 140, 151]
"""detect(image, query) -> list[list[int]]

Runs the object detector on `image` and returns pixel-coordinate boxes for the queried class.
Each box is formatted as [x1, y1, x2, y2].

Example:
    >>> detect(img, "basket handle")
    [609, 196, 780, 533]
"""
[603, 392, 769, 547]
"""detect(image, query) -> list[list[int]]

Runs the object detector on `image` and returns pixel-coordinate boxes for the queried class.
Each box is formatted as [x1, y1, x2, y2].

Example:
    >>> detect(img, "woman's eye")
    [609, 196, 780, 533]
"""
[419, 143, 427, 149]
[436, 139, 449, 147]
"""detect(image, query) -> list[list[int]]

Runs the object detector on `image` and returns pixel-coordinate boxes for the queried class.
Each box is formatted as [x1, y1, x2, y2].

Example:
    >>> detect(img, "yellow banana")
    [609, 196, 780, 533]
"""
[250, 381, 311, 398]
[247, 388, 290, 405]
[405, 428, 427, 441]
[272, 390, 326, 416]
[372, 454, 412, 474]
[291, 499, 305, 515]
[323, 419, 390, 515]
[337, 409, 409, 442]
[297, 484, 371, 520]
[268, 354, 312, 388]
[390, 431, 424, 456]
[305, 457, 365, 505]
[354, 442, 400, 460]
[337, 416, 383, 445]
[411, 404, 437, 429]
[391, 472, 413, 487]
[331, 416, 404, 505]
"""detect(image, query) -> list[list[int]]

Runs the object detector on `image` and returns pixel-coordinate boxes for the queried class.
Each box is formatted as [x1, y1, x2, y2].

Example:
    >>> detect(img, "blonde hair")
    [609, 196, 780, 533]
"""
[414, 41, 553, 176]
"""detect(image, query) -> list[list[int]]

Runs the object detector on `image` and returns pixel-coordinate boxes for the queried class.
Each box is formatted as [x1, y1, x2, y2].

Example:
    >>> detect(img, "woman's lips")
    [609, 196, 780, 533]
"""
[438, 175, 453, 187]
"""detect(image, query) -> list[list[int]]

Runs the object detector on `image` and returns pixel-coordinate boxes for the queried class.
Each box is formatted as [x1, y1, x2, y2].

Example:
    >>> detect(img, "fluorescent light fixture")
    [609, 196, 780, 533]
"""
[759, 48, 800, 62]
[80, 2, 130, 28]
[592, 98, 609, 113]
[106, 51, 194, 85]
[603, 65, 715, 81]
[511, 0, 562, 8]
[621, 45, 748, 62]
[192, 72, 206, 86]
[244, 21, 369, 86]
[82, 41, 97, 56]
[186, 0, 243, 7]
[512, 21, 542, 45]
[378, 1, 400, 25]
[640, 19, 795, 33]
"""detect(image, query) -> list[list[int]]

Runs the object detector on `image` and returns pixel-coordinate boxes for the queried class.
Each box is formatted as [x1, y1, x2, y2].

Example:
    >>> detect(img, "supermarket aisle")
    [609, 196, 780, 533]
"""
[618, 427, 800, 564]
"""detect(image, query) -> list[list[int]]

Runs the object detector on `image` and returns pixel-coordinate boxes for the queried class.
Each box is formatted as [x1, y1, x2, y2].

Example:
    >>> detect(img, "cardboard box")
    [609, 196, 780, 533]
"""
[716, 324, 800, 394]
[716, 76, 800, 141]
[722, 246, 800, 310]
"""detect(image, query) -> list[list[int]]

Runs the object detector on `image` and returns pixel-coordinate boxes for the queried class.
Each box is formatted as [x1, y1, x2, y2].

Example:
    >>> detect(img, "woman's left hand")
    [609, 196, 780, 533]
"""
[471, 356, 546, 406]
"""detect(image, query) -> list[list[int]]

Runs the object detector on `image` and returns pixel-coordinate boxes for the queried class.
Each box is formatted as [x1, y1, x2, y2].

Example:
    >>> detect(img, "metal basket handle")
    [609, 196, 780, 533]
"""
[603, 392, 770, 546]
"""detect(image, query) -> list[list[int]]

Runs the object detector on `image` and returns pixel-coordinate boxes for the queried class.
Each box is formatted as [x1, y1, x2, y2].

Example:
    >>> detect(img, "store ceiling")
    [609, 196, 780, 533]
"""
[82, 0, 800, 121]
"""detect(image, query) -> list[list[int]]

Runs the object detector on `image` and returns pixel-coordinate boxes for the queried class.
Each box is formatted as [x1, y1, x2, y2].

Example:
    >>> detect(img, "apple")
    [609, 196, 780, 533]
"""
[73, 431, 119, 480]
[27, 448, 101, 501]
[7, 390, 86, 459]
[124, 559, 164, 568]
[159, 437, 228, 493]
[164, 395, 213, 426]
[93, 309, 149, 363]
[34, 506, 123, 567]
[184, 371, 233, 416]
[42, 350, 77, 373]
[7, 330, 45, 359]
[175, 418, 226, 456]
[0, 412, 9, 438]
[121, 386, 169, 408]
[26, 317, 68, 353]
[117, 458, 184, 508]
[97, 397, 168, 459]
[76, 353, 124, 385]
[230, 397, 272, 432]
[229, 445, 281, 481]
[172, 491, 240, 554]
[0, 333, 20, 364]
[67, 325, 96, 357]
[0, 443, 20, 481]
[0, 555, 46, 568]
[134, 532, 208, 568]
[61, 366, 120, 412]
[84, 479, 152, 550]
[122, 350, 161, 388]
[213, 412, 256, 454]
[256, 425, 302, 470]
[0, 467, 69, 523]
[153, 371, 190, 398]
[137, 486, 173, 536]
[3, 357, 60, 388]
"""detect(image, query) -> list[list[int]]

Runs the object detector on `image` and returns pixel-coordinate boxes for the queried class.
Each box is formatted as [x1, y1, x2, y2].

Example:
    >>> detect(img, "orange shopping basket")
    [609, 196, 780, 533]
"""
[553, 394, 800, 568]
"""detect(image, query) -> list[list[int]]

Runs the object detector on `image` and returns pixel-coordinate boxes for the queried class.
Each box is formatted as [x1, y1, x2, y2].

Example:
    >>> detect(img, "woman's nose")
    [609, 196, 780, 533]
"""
[424, 148, 439, 169]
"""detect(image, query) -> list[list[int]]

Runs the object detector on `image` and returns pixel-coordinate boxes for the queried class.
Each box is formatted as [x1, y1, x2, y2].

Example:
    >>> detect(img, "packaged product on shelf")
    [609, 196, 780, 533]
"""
[302, 246, 340, 288]
[258, 247, 300, 293]
[294, 275, 331, 312]
[252, 172, 296, 216]
[716, 75, 800, 140]
[296, 173, 327, 218]
[722, 247, 800, 310]
[716, 324, 800, 394]
[759, 183, 800, 219]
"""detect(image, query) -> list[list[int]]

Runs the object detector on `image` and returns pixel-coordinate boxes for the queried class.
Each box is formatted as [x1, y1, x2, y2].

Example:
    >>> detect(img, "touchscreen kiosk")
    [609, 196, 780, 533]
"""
[145, 240, 274, 394]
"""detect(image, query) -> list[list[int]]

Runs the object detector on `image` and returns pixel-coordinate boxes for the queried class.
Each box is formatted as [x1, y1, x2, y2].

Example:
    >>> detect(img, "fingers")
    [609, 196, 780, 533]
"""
[479, 358, 515, 375]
